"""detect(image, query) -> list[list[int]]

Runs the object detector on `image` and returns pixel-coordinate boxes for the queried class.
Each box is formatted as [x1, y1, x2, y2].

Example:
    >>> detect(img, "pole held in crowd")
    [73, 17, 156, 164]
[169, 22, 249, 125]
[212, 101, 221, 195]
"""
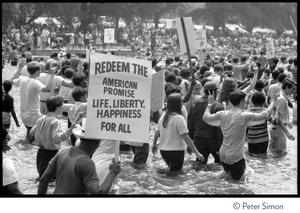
[180, 17, 195, 80]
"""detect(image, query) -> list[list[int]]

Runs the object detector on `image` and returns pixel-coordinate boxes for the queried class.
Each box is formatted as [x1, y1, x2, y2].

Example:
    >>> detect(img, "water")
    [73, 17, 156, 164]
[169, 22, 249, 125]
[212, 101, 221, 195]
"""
[2, 64, 297, 195]
[115, 136, 297, 195]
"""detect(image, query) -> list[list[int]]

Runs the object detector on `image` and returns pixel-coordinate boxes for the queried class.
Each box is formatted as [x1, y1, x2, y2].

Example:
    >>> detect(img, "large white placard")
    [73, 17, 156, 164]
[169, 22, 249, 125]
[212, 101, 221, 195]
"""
[195, 29, 207, 50]
[150, 70, 165, 112]
[175, 17, 197, 54]
[104, 28, 115, 44]
[266, 40, 275, 59]
[85, 53, 152, 143]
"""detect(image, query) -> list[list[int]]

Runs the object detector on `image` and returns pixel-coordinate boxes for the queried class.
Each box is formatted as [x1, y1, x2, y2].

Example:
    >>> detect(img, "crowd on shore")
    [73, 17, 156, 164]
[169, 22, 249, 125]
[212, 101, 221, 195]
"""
[2, 37, 297, 195]
[2, 20, 297, 56]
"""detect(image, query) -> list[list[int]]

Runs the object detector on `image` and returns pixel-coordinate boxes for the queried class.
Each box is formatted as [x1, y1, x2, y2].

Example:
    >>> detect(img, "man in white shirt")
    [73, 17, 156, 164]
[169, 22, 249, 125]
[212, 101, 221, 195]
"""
[11, 60, 55, 140]
[267, 73, 287, 104]
[203, 89, 279, 180]
[269, 78, 296, 152]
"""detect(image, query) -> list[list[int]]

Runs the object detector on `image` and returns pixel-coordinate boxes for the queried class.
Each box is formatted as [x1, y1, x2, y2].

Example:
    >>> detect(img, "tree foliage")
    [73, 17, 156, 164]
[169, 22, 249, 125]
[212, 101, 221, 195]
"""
[2, 2, 297, 37]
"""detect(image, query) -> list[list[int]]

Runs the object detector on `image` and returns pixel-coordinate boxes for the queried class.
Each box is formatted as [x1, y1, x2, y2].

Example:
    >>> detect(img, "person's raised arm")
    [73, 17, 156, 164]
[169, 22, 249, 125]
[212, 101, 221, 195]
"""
[203, 90, 222, 126]
[242, 66, 258, 94]
[11, 59, 25, 83]
[42, 63, 56, 92]
[61, 79, 74, 88]
[182, 79, 195, 103]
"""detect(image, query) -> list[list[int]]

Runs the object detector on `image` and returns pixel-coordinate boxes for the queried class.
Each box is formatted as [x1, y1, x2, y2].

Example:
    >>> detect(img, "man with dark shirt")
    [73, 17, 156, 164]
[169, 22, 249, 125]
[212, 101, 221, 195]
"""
[188, 80, 224, 164]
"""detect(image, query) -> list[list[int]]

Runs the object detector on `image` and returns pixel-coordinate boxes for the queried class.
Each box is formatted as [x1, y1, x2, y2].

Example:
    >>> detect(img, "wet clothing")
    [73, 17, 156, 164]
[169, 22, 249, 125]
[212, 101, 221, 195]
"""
[36, 148, 58, 178]
[222, 158, 246, 180]
[49, 147, 99, 194]
[160, 150, 185, 171]
[248, 141, 269, 154]
[269, 91, 290, 151]
[245, 107, 269, 154]
[2, 94, 15, 128]
[188, 97, 224, 163]
[203, 107, 269, 166]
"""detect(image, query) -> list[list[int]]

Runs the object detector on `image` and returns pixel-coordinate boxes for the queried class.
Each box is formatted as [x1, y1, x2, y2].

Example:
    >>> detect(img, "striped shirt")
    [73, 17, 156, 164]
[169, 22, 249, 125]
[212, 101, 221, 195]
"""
[245, 107, 269, 144]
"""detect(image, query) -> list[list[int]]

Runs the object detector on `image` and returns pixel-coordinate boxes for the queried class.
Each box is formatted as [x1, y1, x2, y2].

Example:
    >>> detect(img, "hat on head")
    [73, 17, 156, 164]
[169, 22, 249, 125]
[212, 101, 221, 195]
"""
[72, 118, 101, 140]
[204, 81, 218, 90]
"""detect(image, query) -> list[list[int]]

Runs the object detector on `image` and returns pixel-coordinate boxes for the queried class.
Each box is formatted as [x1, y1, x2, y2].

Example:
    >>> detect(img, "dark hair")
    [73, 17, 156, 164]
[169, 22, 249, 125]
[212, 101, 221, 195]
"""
[214, 64, 224, 72]
[163, 93, 182, 128]
[27, 46, 31, 51]
[293, 57, 297, 66]
[288, 58, 293, 64]
[72, 72, 87, 86]
[21, 53, 25, 58]
[280, 56, 286, 62]
[46, 96, 64, 112]
[152, 58, 158, 68]
[165, 73, 177, 83]
[180, 68, 190, 78]
[251, 92, 266, 106]
[3, 80, 12, 92]
[60, 65, 71, 76]
[254, 79, 265, 90]
[26, 57, 33, 64]
[64, 68, 75, 79]
[226, 64, 233, 71]
[278, 73, 287, 83]
[81, 53, 86, 58]
[165, 58, 172, 65]
[240, 56, 247, 62]
[27, 61, 40, 75]
[229, 90, 246, 106]
[174, 56, 180, 62]
[66, 53, 71, 59]
[264, 68, 271, 77]
[232, 57, 239, 63]
[52, 52, 58, 58]
[273, 57, 279, 65]
[271, 70, 280, 79]
[282, 78, 296, 90]
[277, 67, 284, 74]
[82, 61, 89, 70]
[72, 88, 86, 101]
[165, 82, 181, 97]
[199, 65, 210, 75]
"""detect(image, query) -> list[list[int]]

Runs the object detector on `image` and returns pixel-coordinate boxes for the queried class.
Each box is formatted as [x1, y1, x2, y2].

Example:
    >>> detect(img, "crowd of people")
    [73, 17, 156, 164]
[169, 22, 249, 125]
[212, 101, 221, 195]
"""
[2, 36, 297, 195]
[2, 20, 297, 57]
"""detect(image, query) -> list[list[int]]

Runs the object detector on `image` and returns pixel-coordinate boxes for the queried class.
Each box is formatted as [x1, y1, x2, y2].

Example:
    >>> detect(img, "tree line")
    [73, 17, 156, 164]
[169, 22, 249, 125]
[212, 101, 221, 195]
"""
[2, 3, 297, 37]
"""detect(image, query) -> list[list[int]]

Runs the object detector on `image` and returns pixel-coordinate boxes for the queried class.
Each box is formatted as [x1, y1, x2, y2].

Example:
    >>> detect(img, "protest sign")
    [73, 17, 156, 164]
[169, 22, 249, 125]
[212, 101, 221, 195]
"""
[151, 70, 165, 112]
[85, 52, 152, 143]
[175, 17, 197, 54]
[104, 28, 115, 44]
[165, 19, 176, 29]
[266, 40, 275, 59]
[195, 29, 207, 50]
